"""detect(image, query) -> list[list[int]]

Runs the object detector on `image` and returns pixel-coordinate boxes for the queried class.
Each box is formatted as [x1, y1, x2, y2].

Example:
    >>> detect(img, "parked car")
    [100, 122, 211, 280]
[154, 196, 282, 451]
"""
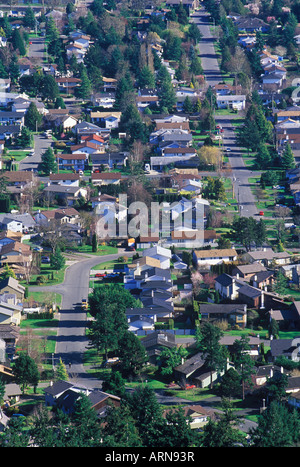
[81, 299, 88, 310]
[95, 273, 106, 278]
[41, 256, 50, 263]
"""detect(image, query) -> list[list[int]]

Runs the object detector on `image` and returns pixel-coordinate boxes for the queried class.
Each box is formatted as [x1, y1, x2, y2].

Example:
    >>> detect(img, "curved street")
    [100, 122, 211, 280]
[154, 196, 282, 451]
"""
[29, 250, 129, 388]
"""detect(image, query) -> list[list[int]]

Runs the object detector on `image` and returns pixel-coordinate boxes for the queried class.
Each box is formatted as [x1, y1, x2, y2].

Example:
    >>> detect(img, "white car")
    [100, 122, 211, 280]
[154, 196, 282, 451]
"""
[226, 147, 231, 152]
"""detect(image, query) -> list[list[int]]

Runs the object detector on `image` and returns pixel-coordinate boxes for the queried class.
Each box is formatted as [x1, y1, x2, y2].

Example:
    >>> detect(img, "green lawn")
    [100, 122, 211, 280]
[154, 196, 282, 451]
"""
[69, 244, 118, 256]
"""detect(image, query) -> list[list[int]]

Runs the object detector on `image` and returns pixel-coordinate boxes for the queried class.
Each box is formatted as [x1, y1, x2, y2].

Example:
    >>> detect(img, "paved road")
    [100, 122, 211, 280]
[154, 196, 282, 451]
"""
[28, 36, 45, 63]
[216, 114, 260, 218]
[191, 9, 223, 86]
[19, 133, 52, 172]
[192, 8, 258, 218]
[29, 251, 132, 388]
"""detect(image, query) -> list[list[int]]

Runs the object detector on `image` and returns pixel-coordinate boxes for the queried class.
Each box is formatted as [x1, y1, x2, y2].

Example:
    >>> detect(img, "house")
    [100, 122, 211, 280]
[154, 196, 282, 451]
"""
[55, 77, 81, 93]
[234, 17, 269, 32]
[0, 124, 21, 140]
[0, 298, 22, 326]
[162, 229, 218, 249]
[49, 173, 81, 187]
[0, 111, 25, 126]
[269, 338, 300, 361]
[0, 277, 25, 302]
[126, 306, 174, 324]
[71, 140, 105, 155]
[72, 121, 103, 137]
[136, 94, 159, 111]
[165, 0, 199, 10]
[0, 241, 32, 268]
[242, 249, 292, 267]
[0, 324, 19, 360]
[252, 365, 288, 387]
[101, 77, 117, 93]
[232, 263, 267, 281]
[91, 172, 123, 186]
[193, 248, 237, 268]
[213, 83, 243, 96]
[45, 113, 78, 131]
[42, 185, 88, 206]
[56, 153, 87, 172]
[275, 119, 300, 150]
[80, 134, 105, 146]
[199, 303, 248, 328]
[34, 207, 81, 226]
[288, 390, 300, 409]
[162, 405, 214, 430]
[249, 270, 275, 289]
[90, 152, 128, 171]
[174, 352, 231, 388]
[152, 130, 193, 147]
[44, 380, 121, 416]
[142, 245, 171, 269]
[0, 171, 35, 195]
[275, 107, 300, 123]
[0, 213, 36, 233]
[262, 72, 284, 89]
[215, 273, 239, 300]
[154, 119, 190, 132]
[141, 330, 177, 363]
[150, 153, 199, 170]
[216, 95, 246, 110]
[90, 111, 122, 129]
[90, 92, 115, 108]
[220, 335, 261, 358]
[160, 146, 197, 158]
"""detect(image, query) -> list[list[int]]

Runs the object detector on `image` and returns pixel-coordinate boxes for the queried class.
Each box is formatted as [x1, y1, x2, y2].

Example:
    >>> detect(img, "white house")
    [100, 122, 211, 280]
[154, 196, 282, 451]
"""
[193, 248, 238, 267]
[216, 95, 246, 110]
[48, 173, 80, 187]
[90, 111, 122, 129]
[142, 245, 171, 269]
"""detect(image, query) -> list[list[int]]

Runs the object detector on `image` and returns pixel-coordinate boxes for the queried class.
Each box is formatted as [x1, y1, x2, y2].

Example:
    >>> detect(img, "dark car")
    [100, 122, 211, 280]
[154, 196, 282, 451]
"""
[41, 256, 50, 263]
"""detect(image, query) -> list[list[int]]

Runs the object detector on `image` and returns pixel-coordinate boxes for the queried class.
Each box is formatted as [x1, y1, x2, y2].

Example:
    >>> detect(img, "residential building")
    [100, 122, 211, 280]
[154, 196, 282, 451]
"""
[193, 248, 237, 268]
[216, 94, 246, 110]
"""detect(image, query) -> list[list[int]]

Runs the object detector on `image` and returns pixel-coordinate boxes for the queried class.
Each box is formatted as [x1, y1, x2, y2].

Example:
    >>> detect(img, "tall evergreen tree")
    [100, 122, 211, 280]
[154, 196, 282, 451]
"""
[24, 102, 42, 131]
[281, 143, 295, 169]
[41, 147, 57, 175]
[11, 28, 26, 56]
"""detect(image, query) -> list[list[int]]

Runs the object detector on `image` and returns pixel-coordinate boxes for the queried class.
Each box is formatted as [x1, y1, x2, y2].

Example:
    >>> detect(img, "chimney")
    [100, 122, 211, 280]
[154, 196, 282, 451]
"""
[260, 291, 265, 309]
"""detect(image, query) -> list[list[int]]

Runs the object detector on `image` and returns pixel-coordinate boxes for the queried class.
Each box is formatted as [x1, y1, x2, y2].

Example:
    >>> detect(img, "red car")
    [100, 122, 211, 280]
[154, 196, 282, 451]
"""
[185, 384, 196, 390]
[95, 273, 106, 278]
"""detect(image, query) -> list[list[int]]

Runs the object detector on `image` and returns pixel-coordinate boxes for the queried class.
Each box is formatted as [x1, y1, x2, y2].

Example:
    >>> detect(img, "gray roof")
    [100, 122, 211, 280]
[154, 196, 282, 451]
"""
[215, 273, 233, 287]
[44, 380, 75, 396]
[238, 284, 261, 298]
[199, 303, 247, 315]
[175, 352, 205, 376]
[0, 213, 36, 228]
[270, 338, 299, 358]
